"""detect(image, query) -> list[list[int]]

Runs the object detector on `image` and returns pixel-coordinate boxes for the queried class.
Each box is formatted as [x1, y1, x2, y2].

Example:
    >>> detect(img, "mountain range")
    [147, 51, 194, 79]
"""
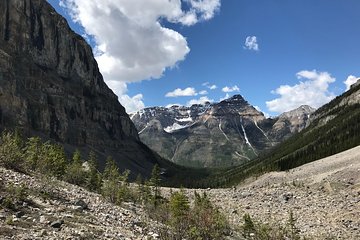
[130, 95, 315, 167]
[0, 0, 359, 187]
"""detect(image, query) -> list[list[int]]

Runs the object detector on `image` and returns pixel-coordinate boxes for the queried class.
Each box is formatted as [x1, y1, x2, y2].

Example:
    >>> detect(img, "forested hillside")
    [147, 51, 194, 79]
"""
[198, 83, 360, 187]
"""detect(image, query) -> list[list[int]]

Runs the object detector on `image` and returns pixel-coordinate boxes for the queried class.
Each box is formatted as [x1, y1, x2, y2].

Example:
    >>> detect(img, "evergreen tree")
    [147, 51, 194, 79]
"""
[101, 156, 121, 203]
[86, 151, 102, 192]
[64, 149, 86, 185]
[149, 164, 161, 202]
[0, 131, 25, 172]
[24, 137, 42, 171]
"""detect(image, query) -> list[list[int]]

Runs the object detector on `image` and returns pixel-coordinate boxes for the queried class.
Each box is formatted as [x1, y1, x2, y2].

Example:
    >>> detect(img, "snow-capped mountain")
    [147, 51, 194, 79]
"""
[130, 95, 315, 168]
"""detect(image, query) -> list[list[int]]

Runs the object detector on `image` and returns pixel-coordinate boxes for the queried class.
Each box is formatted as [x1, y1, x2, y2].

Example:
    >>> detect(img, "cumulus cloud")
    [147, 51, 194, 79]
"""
[222, 85, 240, 93]
[106, 81, 145, 113]
[244, 36, 259, 51]
[199, 90, 208, 95]
[202, 82, 217, 90]
[187, 96, 214, 106]
[165, 87, 198, 97]
[254, 106, 270, 118]
[166, 103, 181, 108]
[266, 70, 336, 113]
[219, 93, 230, 101]
[344, 75, 359, 91]
[59, 0, 220, 111]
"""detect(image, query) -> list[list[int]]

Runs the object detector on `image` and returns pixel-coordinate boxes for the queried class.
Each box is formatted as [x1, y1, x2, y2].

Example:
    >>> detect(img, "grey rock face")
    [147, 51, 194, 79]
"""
[269, 105, 316, 140]
[0, 0, 161, 177]
[131, 95, 315, 167]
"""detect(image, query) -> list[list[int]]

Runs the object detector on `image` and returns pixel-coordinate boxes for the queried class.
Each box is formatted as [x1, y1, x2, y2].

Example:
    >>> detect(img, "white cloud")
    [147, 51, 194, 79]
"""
[59, 0, 220, 109]
[166, 103, 181, 108]
[222, 85, 240, 93]
[199, 90, 208, 95]
[344, 75, 359, 91]
[266, 70, 336, 113]
[106, 81, 145, 113]
[165, 87, 197, 97]
[254, 106, 270, 118]
[186, 0, 221, 21]
[202, 82, 217, 90]
[219, 93, 230, 101]
[187, 96, 214, 106]
[244, 36, 259, 51]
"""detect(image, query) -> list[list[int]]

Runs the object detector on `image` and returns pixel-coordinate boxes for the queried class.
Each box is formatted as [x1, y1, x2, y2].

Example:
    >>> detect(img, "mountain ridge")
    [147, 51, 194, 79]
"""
[0, 0, 168, 178]
[131, 94, 315, 167]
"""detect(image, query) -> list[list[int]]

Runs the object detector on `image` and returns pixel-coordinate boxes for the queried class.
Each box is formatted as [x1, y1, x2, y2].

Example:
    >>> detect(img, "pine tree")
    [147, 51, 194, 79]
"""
[24, 137, 42, 171]
[149, 164, 161, 202]
[101, 156, 121, 203]
[86, 151, 102, 192]
[64, 149, 86, 185]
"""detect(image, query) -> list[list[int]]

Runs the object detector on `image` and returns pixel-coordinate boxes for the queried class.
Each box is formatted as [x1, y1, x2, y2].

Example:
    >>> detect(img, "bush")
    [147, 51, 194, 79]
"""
[0, 131, 25, 172]
[153, 190, 230, 240]
[1, 184, 28, 210]
[190, 192, 229, 239]
[23, 136, 42, 171]
[101, 157, 133, 204]
[85, 151, 102, 192]
[64, 150, 87, 185]
[37, 142, 67, 177]
[240, 212, 301, 240]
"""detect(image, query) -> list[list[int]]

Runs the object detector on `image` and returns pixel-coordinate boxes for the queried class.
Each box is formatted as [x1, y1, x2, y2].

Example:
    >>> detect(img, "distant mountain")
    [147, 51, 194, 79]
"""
[0, 0, 173, 178]
[214, 79, 360, 187]
[130, 95, 315, 167]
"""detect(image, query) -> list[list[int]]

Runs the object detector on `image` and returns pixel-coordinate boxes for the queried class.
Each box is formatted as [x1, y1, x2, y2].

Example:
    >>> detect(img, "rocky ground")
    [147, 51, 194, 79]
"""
[170, 145, 360, 239]
[1, 146, 359, 239]
[0, 168, 162, 240]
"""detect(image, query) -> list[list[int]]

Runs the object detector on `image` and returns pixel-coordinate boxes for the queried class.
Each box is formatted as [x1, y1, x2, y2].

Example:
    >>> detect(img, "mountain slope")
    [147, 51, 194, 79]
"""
[131, 95, 314, 167]
[0, 0, 167, 178]
[213, 80, 360, 186]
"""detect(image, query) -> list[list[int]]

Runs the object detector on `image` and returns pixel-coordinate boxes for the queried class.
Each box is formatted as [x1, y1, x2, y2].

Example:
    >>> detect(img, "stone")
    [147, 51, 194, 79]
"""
[39, 229, 47, 237]
[39, 216, 47, 223]
[50, 219, 64, 228]
[74, 199, 88, 210]
[15, 211, 25, 218]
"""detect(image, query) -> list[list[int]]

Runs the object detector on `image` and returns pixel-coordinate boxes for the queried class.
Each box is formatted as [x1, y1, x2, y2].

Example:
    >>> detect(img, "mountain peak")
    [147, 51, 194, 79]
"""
[227, 94, 245, 102]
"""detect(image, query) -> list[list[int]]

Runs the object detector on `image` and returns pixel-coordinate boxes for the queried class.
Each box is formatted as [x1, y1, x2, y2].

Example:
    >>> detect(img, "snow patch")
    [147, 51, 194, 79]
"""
[175, 116, 193, 122]
[164, 123, 191, 133]
[138, 125, 148, 134]
[239, 115, 258, 156]
[254, 120, 269, 141]
[219, 119, 230, 141]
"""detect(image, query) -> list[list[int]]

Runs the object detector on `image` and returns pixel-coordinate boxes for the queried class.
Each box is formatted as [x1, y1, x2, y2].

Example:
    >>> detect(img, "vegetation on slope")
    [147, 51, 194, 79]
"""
[203, 84, 360, 187]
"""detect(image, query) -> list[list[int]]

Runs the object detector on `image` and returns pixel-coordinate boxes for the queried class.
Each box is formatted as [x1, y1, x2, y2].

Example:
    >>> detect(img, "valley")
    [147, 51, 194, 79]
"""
[0, 0, 359, 239]
[1, 145, 358, 239]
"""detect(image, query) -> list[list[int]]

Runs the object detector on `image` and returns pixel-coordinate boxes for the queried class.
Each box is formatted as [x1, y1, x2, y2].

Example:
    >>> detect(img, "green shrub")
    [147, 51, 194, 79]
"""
[101, 157, 133, 204]
[190, 192, 229, 239]
[37, 142, 67, 177]
[23, 136, 42, 171]
[85, 151, 102, 192]
[64, 150, 87, 185]
[0, 131, 25, 172]
[153, 190, 230, 240]
[240, 212, 301, 240]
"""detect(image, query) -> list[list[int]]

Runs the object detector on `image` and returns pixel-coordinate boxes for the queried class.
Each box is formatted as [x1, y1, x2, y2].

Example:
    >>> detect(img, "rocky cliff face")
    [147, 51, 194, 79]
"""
[269, 105, 315, 140]
[130, 95, 315, 167]
[0, 0, 161, 176]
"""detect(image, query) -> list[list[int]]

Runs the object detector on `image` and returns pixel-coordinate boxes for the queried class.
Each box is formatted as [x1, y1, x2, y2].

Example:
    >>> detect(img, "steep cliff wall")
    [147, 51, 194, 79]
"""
[0, 0, 162, 176]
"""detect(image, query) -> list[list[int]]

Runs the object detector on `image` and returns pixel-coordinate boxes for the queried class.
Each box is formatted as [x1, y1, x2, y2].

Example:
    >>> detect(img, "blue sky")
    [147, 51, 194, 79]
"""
[48, 0, 360, 115]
